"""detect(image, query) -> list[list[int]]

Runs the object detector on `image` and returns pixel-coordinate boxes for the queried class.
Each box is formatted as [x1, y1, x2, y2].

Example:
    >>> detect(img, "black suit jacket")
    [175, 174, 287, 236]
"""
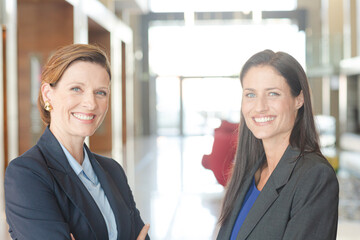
[5, 127, 149, 240]
[217, 146, 339, 240]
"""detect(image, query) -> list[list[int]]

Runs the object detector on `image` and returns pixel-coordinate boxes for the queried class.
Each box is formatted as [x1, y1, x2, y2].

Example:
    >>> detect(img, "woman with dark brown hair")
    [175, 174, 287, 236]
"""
[5, 44, 149, 240]
[217, 50, 339, 240]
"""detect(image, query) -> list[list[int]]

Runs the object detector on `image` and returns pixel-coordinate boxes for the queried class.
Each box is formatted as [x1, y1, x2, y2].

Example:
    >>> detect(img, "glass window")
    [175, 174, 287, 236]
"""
[156, 76, 181, 135]
[149, 23, 305, 77]
[150, 0, 297, 12]
[150, 20, 305, 136]
[182, 77, 241, 135]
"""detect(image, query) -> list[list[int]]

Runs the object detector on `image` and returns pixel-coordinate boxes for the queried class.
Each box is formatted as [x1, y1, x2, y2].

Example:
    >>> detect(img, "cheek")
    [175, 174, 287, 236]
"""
[241, 100, 249, 113]
[241, 107, 252, 125]
[52, 98, 76, 116]
[290, 110, 298, 123]
[241, 101, 254, 116]
[99, 99, 109, 112]
[279, 102, 297, 123]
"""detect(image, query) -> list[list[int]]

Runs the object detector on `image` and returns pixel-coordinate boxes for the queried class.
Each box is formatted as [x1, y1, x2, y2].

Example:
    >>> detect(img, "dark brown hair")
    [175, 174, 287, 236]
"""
[38, 44, 111, 124]
[219, 49, 321, 225]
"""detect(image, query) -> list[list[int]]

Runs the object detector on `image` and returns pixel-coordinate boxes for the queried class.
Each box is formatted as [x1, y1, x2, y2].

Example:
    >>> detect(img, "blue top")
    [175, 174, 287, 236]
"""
[230, 177, 261, 240]
[60, 144, 118, 240]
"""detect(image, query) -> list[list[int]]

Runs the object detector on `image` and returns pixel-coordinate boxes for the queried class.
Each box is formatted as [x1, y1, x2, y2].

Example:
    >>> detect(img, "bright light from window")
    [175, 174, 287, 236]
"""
[151, 18, 306, 136]
[149, 22, 306, 77]
[150, 0, 297, 12]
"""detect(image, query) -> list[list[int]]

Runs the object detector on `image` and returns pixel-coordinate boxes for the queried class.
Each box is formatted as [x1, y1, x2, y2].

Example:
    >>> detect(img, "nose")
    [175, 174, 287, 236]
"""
[82, 92, 97, 110]
[255, 95, 268, 112]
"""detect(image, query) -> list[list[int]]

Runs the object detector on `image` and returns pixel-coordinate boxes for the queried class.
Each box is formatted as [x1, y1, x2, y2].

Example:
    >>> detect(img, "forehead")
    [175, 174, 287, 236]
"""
[242, 65, 289, 89]
[59, 61, 110, 84]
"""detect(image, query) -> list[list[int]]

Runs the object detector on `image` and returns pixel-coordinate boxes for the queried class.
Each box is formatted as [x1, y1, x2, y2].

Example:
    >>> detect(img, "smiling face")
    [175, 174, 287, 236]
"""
[42, 61, 110, 143]
[241, 65, 303, 145]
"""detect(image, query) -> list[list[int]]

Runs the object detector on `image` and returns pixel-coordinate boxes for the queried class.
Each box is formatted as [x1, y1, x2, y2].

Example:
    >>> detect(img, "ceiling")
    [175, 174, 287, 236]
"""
[114, 0, 149, 14]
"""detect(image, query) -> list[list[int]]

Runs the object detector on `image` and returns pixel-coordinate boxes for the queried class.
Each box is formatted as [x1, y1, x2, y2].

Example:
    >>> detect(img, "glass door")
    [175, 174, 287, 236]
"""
[182, 77, 241, 135]
[150, 21, 305, 136]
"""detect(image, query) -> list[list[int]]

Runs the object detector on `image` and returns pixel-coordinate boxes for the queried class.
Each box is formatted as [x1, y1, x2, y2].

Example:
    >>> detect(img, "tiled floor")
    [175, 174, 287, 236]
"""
[134, 135, 223, 239]
[1, 135, 360, 239]
[134, 135, 360, 240]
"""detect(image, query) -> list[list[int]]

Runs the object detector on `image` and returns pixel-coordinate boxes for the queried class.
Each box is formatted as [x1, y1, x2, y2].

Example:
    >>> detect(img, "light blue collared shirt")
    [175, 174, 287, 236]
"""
[60, 144, 117, 240]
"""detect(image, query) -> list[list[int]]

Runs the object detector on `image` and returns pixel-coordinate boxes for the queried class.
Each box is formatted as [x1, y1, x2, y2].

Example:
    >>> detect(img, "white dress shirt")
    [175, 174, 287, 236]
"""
[60, 144, 117, 240]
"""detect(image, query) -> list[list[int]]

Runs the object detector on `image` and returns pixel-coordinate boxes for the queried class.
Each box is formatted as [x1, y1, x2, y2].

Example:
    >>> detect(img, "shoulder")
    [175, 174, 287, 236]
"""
[6, 144, 49, 174]
[291, 151, 339, 197]
[93, 153, 123, 168]
[5, 145, 55, 194]
[284, 151, 339, 221]
[92, 153, 126, 176]
[295, 151, 337, 179]
[91, 153, 133, 199]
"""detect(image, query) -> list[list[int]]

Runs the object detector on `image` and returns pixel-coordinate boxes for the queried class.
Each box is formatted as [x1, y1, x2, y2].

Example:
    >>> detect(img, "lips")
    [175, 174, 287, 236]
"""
[253, 116, 275, 123]
[72, 113, 95, 120]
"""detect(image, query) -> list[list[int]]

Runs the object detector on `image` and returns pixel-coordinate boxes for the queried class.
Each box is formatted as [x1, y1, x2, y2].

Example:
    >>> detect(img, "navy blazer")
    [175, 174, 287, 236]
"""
[5, 127, 149, 240]
[217, 146, 339, 240]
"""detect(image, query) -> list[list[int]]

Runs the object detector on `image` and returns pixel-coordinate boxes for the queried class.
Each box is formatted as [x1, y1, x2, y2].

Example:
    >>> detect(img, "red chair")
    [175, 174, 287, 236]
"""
[202, 120, 238, 186]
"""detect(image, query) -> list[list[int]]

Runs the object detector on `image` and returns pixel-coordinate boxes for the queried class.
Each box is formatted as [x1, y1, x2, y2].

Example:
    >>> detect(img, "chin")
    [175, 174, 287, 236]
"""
[252, 132, 272, 140]
[74, 128, 97, 138]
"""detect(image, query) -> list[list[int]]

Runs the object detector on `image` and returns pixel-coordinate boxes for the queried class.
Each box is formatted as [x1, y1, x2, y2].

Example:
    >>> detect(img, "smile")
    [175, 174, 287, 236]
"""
[72, 113, 95, 120]
[254, 116, 275, 123]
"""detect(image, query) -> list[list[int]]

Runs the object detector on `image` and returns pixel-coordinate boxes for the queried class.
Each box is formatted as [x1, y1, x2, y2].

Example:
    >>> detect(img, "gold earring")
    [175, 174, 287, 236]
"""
[44, 101, 53, 111]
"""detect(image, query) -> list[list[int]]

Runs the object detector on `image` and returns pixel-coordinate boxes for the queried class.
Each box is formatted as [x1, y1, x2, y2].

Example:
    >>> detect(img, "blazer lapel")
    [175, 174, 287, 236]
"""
[218, 157, 264, 239]
[37, 127, 108, 240]
[236, 178, 279, 239]
[85, 146, 132, 239]
[236, 146, 300, 240]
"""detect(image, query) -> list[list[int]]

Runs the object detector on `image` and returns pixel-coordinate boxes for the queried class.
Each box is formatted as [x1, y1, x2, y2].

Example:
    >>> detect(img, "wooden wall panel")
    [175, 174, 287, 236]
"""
[17, 0, 73, 154]
[88, 18, 112, 155]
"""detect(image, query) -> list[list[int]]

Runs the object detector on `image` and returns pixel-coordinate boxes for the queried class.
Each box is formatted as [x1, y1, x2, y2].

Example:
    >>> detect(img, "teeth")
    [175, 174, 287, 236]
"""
[254, 117, 275, 123]
[73, 113, 95, 120]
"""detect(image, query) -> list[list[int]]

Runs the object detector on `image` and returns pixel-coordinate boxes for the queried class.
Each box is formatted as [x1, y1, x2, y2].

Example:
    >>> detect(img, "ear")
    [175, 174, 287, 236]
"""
[41, 83, 53, 102]
[295, 90, 304, 110]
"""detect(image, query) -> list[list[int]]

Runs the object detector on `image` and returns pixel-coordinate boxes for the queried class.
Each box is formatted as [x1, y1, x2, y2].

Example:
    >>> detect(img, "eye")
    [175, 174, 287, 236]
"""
[269, 92, 280, 96]
[96, 91, 107, 96]
[245, 92, 256, 98]
[71, 87, 81, 92]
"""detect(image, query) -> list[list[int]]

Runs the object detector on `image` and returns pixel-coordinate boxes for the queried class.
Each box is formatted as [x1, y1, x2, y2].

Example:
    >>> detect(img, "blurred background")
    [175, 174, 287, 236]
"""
[0, 0, 360, 239]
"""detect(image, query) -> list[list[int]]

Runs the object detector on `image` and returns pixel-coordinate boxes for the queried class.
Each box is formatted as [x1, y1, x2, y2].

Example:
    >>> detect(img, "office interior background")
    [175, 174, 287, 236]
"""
[1, 0, 360, 239]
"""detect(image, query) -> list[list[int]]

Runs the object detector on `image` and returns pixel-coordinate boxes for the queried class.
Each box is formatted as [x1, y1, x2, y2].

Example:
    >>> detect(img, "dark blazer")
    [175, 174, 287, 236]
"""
[217, 146, 339, 240]
[5, 127, 149, 240]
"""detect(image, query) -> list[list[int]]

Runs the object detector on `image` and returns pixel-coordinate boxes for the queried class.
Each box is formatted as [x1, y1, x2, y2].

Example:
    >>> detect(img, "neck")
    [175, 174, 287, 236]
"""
[262, 136, 290, 173]
[255, 137, 289, 191]
[49, 125, 85, 165]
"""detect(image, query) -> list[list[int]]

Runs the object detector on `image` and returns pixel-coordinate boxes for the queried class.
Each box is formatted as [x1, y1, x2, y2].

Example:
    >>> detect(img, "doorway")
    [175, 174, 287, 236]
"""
[151, 22, 305, 136]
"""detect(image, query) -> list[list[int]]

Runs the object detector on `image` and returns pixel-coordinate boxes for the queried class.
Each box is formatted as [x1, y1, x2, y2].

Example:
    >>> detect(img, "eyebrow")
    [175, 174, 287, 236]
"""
[68, 82, 109, 89]
[243, 87, 281, 91]
[68, 81, 86, 86]
[97, 87, 110, 91]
